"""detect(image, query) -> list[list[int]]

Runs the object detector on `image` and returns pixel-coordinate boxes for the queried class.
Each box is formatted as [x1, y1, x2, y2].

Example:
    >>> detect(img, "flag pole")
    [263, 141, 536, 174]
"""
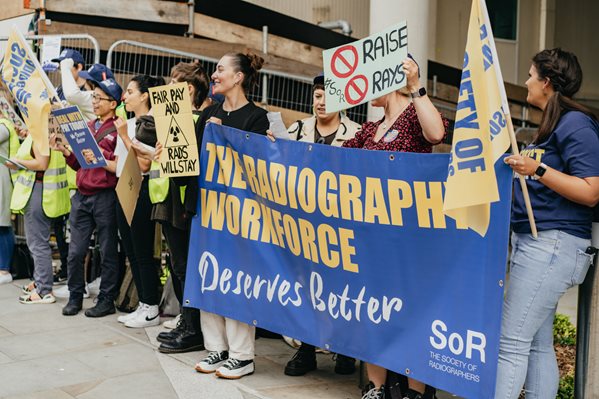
[505, 114, 538, 238]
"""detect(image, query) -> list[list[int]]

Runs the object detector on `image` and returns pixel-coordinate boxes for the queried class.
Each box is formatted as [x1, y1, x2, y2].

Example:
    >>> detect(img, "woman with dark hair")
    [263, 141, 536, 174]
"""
[191, 52, 269, 380]
[113, 74, 165, 328]
[495, 48, 599, 399]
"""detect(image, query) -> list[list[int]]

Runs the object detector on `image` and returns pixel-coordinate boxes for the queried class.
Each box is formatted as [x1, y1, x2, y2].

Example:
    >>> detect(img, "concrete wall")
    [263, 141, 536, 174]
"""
[242, 0, 370, 38]
[434, 0, 541, 86]
[554, 0, 599, 107]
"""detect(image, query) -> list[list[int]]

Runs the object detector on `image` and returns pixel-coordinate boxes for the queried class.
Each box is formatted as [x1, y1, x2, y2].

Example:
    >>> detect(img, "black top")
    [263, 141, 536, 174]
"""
[184, 101, 269, 216]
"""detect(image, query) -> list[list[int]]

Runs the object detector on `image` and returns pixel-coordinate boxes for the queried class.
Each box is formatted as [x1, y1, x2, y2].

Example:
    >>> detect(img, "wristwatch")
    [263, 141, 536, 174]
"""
[532, 162, 548, 180]
[410, 87, 427, 98]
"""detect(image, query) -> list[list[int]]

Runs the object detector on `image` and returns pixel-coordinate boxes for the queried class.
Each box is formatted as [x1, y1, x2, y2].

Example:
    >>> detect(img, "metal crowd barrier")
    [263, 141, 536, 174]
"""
[0, 34, 100, 89]
[106, 40, 368, 124]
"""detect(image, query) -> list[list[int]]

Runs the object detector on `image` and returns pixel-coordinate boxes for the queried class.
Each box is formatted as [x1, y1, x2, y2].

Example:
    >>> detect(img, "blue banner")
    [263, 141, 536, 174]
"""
[185, 124, 512, 399]
[52, 106, 107, 169]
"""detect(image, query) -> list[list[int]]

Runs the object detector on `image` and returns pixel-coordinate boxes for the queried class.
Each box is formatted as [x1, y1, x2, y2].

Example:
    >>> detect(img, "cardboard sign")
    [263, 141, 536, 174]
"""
[149, 82, 198, 178]
[51, 106, 107, 169]
[115, 150, 142, 226]
[323, 21, 408, 113]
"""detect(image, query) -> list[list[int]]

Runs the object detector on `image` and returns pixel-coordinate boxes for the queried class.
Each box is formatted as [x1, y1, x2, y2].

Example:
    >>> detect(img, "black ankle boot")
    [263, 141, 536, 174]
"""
[157, 317, 186, 343]
[334, 353, 356, 375]
[402, 389, 423, 399]
[284, 346, 317, 376]
[85, 298, 116, 318]
[158, 307, 203, 353]
[62, 296, 83, 316]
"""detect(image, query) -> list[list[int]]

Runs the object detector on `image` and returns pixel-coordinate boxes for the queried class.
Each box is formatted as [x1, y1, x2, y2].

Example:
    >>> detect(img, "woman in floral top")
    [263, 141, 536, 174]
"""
[351, 56, 448, 399]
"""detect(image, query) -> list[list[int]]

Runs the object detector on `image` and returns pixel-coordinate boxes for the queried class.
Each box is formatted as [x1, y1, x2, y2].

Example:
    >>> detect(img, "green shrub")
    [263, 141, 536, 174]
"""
[554, 313, 576, 346]
[557, 373, 574, 399]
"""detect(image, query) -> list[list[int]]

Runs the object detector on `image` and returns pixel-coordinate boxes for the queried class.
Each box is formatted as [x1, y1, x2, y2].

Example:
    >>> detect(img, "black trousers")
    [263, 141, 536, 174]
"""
[161, 222, 190, 304]
[116, 177, 160, 305]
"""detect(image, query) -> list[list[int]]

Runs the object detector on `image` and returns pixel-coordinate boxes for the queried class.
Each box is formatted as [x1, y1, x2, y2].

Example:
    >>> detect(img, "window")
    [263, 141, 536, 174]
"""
[486, 0, 518, 40]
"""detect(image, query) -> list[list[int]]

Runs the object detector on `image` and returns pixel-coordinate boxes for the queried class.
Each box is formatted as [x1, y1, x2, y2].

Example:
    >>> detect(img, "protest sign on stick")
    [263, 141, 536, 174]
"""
[323, 21, 408, 113]
[149, 82, 198, 178]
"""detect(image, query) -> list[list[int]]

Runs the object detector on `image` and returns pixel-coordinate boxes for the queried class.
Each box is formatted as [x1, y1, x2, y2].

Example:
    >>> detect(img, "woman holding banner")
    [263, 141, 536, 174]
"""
[342, 56, 447, 399]
[189, 52, 269, 379]
[495, 49, 599, 399]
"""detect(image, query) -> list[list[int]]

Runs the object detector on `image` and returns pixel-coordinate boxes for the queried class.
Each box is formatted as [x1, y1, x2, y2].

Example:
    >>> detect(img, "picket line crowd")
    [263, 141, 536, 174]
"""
[0, 36, 598, 399]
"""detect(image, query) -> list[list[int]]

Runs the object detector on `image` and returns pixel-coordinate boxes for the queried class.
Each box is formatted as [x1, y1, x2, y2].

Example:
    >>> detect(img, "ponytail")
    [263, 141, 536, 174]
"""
[532, 48, 596, 143]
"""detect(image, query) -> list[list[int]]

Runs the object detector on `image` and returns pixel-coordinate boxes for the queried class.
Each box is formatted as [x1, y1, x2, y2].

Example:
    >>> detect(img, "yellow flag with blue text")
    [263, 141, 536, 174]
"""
[443, 0, 511, 236]
[1, 28, 51, 156]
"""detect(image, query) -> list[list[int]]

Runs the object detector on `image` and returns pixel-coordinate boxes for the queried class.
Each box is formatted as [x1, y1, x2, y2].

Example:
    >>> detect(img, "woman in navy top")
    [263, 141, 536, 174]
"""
[495, 49, 599, 399]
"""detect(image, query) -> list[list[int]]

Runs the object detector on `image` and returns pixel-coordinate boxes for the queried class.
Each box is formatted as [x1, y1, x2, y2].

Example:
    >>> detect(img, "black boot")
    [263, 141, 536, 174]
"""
[284, 343, 317, 376]
[402, 389, 423, 399]
[62, 295, 83, 316]
[85, 298, 116, 318]
[334, 353, 356, 375]
[158, 307, 204, 353]
[157, 316, 186, 343]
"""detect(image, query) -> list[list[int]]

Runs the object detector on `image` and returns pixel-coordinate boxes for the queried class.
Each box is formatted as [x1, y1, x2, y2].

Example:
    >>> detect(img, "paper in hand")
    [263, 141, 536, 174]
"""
[267, 112, 289, 139]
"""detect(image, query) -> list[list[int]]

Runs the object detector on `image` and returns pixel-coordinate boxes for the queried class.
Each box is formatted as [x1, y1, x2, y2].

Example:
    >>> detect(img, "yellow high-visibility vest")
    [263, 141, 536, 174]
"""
[10, 135, 70, 217]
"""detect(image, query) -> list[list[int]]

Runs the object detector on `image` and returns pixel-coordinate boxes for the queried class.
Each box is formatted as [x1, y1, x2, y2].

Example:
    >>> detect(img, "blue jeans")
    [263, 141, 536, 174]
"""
[0, 225, 14, 271]
[494, 230, 594, 399]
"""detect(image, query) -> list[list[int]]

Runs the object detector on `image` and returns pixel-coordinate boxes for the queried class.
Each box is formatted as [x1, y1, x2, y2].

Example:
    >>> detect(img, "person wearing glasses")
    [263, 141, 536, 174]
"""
[51, 77, 124, 318]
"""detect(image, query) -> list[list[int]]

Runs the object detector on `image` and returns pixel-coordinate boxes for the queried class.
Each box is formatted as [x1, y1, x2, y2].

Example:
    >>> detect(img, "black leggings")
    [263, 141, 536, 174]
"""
[116, 178, 160, 305]
[161, 222, 190, 304]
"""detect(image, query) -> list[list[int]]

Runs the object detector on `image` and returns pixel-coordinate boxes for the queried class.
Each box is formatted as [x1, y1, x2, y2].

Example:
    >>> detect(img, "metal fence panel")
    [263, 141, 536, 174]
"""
[0, 34, 100, 89]
[106, 40, 368, 124]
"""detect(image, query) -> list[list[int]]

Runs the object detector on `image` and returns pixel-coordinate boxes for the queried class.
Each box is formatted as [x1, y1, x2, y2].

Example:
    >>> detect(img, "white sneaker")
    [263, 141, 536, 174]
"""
[215, 357, 255, 379]
[124, 304, 160, 328]
[54, 285, 90, 299]
[87, 278, 101, 297]
[163, 314, 181, 329]
[117, 302, 146, 324]
[0, 272, 12, 285]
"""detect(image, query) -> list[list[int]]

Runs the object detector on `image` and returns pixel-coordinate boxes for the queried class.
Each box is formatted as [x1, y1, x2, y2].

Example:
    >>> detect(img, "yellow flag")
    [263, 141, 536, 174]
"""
[443, 0, 511, 236]
[2, 28, 51, 156]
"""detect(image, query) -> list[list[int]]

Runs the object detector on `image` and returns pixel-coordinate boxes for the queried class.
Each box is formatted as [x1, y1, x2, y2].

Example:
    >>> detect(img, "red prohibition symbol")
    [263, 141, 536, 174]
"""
[330, 45, 359, 78]
[344, 74, 368, 105]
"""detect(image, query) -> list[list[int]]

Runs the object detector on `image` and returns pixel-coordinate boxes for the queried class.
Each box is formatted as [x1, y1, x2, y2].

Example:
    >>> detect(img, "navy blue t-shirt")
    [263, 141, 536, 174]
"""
[512, 111, 599, 238]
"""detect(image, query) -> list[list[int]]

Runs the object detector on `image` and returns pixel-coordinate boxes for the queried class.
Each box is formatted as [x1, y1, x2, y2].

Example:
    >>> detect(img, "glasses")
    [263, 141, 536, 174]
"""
[92, 93, 112, 102]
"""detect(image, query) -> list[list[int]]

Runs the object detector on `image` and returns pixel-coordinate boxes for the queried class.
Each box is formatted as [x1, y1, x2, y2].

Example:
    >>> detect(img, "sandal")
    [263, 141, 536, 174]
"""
[19, 292, 56, 305]
[21, 281, 36, 295]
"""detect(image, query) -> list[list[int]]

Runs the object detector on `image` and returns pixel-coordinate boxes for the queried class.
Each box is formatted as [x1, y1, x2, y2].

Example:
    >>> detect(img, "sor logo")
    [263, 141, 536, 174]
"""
[430, 320, 486, 363]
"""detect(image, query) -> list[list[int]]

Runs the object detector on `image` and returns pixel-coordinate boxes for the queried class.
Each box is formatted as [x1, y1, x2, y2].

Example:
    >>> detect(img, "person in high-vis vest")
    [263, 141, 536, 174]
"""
[7, 134, 70, 303]
[132, 61, 211, 354]
[0, 118, 20, 285]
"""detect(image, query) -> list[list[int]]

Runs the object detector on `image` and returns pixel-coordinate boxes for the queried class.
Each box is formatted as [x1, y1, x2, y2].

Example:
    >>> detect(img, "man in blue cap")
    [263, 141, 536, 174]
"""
[52, 49, 87, 102]
[59, 59, 115, 122]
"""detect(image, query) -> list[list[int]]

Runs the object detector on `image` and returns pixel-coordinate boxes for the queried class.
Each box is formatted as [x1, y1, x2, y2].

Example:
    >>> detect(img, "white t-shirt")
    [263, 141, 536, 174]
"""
[115, 118, 136, 177]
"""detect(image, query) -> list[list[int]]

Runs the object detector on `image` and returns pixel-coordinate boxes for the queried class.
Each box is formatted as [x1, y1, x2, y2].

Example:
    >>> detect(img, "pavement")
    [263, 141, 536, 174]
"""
[0, 279, 579, 399]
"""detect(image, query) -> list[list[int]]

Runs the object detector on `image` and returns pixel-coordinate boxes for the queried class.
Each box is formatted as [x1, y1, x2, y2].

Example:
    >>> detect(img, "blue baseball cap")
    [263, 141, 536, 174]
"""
[94, 78, 123, 102]
[79, 63, 115, 84]
[52, 49, 85, 65]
